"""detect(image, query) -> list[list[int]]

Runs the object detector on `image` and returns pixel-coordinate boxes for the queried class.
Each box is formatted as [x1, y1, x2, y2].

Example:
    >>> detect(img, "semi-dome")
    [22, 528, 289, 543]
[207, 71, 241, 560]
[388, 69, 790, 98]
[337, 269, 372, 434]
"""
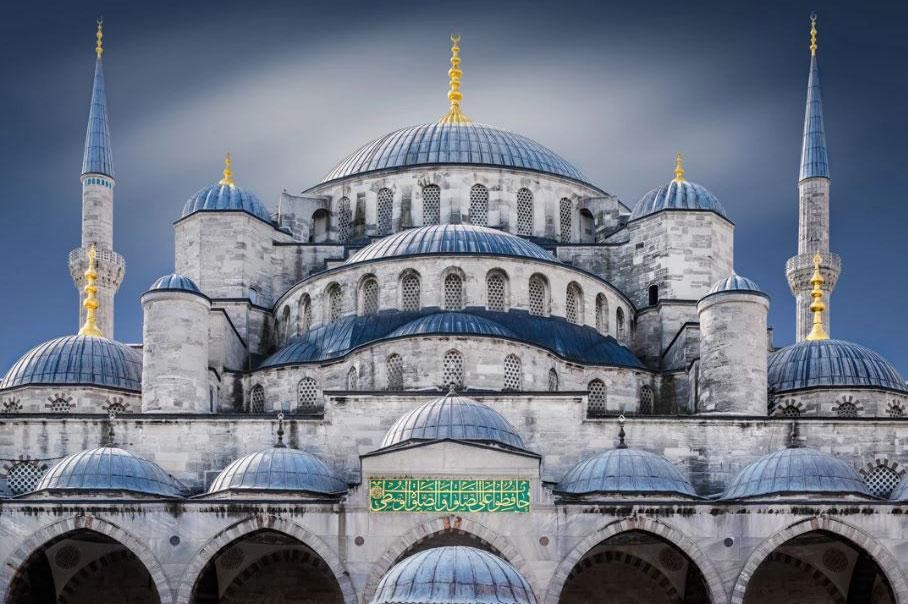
[381, 394, 526, 451]
[372, 546, 537, 604]
[768, 339, 907, 394]
[706, 272, 763, 296]
[148, 273, 201, 293]
[322, 122, 585, 185]
[208, 446, 347, 496]
[181, 156, 271, 223]
[555, 448, 697, 498]
[0, 335, 142, 392]
[388, 312, 516, 339]
[32, 447, 183, 498]
[345, 224, 557, 265]
[721, 446, 871, 500]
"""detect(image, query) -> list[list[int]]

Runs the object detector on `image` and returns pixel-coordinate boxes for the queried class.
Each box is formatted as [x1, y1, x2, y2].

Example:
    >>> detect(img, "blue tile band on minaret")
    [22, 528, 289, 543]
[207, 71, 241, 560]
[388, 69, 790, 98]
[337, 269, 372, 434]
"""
[799, 53, 829, 181]
[81, 55, 114, 178]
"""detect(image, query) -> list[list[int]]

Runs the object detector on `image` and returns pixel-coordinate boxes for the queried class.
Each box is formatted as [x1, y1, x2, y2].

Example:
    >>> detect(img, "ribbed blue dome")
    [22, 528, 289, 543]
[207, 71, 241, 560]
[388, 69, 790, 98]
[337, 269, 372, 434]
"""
[208, 446, 347, 496]
[382, 394, 526, 450]
[555, 448, 697, 497]
[346, 225, 557, 265]
[768, 339, 907, 394]
[1, 336, 142, 392]
[148, 273, 201, 293]
[33, 447, 183, 498]
[372, 546, 537, 604]
[323, 122, 584, 184]
[631, 180, 727, 220]
[389, 312, 516, 339]
[705, 273, 764, 296]
[181, 182, 271, 222]
[721, 447, 870, 500]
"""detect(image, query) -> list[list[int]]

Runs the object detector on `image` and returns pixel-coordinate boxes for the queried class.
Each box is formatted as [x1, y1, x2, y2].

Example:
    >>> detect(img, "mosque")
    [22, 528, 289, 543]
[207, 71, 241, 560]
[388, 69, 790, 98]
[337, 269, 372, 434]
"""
[1, 14, 907, 604]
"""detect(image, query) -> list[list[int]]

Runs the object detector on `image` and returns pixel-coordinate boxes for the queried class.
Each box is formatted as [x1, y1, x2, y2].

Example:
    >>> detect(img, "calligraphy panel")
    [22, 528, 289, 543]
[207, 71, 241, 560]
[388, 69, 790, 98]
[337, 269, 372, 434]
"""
[369, 478, 530, 513]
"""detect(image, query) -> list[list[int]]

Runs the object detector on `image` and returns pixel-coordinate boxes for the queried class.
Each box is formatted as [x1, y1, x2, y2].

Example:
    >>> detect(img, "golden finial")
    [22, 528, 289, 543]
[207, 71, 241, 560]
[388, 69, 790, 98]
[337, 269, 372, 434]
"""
[95, 18, 104, 58]
[805, 252, 829, 341]
[219, 152, 235, 186]
[673, 152, 685, 182]
[78, 244, 104, 337]
[809, 12, 818, 57]
[439, 34, 471, 125]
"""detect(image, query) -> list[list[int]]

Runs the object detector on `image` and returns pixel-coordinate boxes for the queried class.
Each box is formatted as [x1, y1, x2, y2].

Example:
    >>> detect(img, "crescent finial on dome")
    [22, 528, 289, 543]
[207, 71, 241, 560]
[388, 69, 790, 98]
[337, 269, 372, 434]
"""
[809, 12, 818, 57]
[439, 34, 471, 125]
[805, 253, 829, 341]
[78, 244, 104, 337]
[219, 152, 235, 186]
[95, 18, 104, 58]
[673, 152, 685, 182]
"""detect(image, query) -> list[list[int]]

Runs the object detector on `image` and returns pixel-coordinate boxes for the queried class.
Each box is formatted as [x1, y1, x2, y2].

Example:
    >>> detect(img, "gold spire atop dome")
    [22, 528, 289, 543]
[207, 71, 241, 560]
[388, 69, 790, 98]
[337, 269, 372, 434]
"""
[95, 18, 104, 58]
[809, 12, 818, 57]
[219, 152, 235, 186]
[78, 244, 104, 337]
[673, 152, 685, 182]
[439, 34, 471, 125]
[805, 252, 829, 341]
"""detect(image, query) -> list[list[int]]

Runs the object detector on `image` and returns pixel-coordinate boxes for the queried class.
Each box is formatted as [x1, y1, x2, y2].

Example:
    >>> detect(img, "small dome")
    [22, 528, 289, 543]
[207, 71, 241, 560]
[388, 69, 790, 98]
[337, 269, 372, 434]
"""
[768, 339, 907, 394]
[555, 448, 697, 497]
[1, 335, 142, 392]
[382, 394, 526, 451]
[721, 447, 870, 500]
[890, 478, 908, 501]
[148, 273, 201, 293]
[33, 447, 183, 498]
[389, 312, 516, 339]
[704, 272, 765, 297]
[372, 546, 537, 604]
[323, 121, 585, 185]
[208, 446, 347, 496]
[181, 181, 271, 223]
[346, 225, 557, 265]
[631, 180, 727, 220]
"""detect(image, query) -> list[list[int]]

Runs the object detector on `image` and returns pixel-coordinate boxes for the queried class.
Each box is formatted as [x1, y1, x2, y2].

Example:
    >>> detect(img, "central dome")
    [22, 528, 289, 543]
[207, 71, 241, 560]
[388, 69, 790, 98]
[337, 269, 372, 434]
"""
[322, 122, 586, 184]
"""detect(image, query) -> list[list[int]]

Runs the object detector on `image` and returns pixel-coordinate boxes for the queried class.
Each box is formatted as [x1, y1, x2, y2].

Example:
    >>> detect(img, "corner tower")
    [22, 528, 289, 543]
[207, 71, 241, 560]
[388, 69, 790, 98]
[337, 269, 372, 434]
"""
[69, 20, 125, 338]
[786, 14, 840, 342]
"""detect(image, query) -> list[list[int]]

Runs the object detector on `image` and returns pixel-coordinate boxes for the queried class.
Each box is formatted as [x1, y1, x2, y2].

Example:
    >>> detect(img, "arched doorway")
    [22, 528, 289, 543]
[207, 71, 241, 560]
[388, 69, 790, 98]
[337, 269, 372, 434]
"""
[559, 530, 711, 604]
[190, 529, 344, 603]
[6, 529, 160, 604]
[394, 528, 503, 564]
[742, 530, 894, 604]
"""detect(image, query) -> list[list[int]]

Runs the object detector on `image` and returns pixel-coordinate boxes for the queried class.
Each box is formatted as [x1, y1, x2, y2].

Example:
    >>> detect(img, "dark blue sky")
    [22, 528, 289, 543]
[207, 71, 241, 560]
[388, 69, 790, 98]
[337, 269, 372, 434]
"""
[0, 0, 906, 375]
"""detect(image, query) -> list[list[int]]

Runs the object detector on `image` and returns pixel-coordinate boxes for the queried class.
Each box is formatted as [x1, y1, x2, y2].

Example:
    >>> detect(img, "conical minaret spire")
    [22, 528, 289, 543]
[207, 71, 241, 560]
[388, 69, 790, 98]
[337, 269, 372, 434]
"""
[786, 13, 840, 342]
[69, 19, 125, 339]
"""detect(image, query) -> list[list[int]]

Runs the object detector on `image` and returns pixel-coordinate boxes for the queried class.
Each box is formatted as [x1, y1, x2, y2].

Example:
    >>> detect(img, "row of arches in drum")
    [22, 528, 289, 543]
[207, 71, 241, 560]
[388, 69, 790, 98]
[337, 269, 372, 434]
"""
[279, 272, 629, 342]
[314, 186, 595, 243]
[5, 521, 897, 603]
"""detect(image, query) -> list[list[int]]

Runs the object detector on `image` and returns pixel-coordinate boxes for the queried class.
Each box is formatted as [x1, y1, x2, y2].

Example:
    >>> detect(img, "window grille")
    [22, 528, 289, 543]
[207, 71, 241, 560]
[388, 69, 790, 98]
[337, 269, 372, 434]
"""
[588, 380, 607, 417]
[486, 272, 506, 311]
[528, 276, 546, 316]
[639, 385, 654, 415]
[547, 368, 559, 392]
[387, 354, 403, 390]
[517, 188, 534, 235]
[377, 188, 393, 234]
[780, 405, 801, 417]
[249, 385, 265, 413]
[595, 294, 608, 334]
[6, 461, 45, 495]
[48, 398, 72, 414]
[503, 355, 522, 391]
[361, 278, 379, 315]
[470, 184, 489, 226]
[328, 285, 343, 321]
[444, 273, 464, 310]
[888, 404, 905, 418]
[346, 366, 358, 390]
[864, 465, 901, 498]
[299, 295, 312, 335]
[297, 378, 320, 414]
[443, 350, 464, 390]
[559, 198, 572, 242]
[566, 283, 582, 325]
[422, 185, 440, 225]
[337, 197, 352, 242]
[836, 401, 858, 417]
[401, 272, 421, 311]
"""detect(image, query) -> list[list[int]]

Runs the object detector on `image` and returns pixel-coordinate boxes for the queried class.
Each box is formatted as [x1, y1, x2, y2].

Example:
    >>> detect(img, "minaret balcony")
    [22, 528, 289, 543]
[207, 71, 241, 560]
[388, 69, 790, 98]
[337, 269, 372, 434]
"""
[68, 246, 125, 288]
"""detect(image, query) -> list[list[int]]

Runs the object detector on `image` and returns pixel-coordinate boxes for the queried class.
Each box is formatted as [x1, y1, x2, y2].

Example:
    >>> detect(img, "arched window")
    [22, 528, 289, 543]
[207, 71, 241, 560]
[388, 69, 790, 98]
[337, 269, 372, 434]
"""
[360, 277, 379, 315]
[400, 271, 421, 311]
[595, 294, 609, 334]
[298, 294, 312, 335]
[888, 404, 905, 418]
[579, 208, 595, 243]
[486, 271, 508, 312]
[469, 184, 489, 226]
[278, 306, 290, 344]
[422, 185, 440, 225]
[297, 377, 320, 414]
[249, 385, 265, 414]
[503, 354, 522, 391]
[780, 404, 801, 417]
[377, 188, 393, 235]
[444, 273, 464, 310]
[346, 366, 358, 390]
[836, 401, 858, 417]
[443, 350, 464, 390]
[327, 284, 343, 322]
[337, 196, 352, 243]
[588, 379, 607, 417]
[648, 284, 659, 306]
[566, 282, 583, 325]
[528, 274, 548, 316]
[559, 197, 572, 242]
[310, 209, 330, 242]
[387, 354, 403, 390]
[639, 385, 654, 415]
[516, 188, 534, 235]
[47, 396, 73, 413]
[616, 307, 626, 343]
[547, 368, 559, 392]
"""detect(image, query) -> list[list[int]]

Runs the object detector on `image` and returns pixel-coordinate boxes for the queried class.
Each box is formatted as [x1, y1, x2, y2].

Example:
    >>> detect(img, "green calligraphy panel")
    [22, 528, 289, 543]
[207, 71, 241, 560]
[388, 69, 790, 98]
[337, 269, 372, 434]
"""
[369, 478, 530, 513]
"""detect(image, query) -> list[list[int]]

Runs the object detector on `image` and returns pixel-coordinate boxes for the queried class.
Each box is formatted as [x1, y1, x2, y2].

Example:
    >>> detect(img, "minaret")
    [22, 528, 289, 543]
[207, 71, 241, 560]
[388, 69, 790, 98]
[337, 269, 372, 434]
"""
[786, 13, 840, 342]
[69, 19, 125, 338]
